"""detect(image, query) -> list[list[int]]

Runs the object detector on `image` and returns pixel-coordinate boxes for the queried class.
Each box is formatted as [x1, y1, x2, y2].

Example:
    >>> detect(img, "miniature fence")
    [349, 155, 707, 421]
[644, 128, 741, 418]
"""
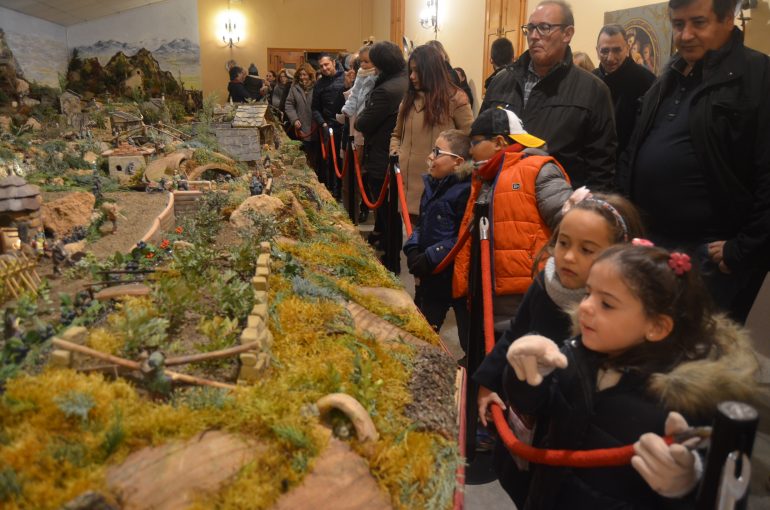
[0, 252, 41, 301]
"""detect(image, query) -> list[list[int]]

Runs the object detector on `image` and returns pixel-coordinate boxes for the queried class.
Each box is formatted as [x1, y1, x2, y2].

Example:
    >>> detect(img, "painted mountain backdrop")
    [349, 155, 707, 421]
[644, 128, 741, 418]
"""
[75, 38, 200, 89]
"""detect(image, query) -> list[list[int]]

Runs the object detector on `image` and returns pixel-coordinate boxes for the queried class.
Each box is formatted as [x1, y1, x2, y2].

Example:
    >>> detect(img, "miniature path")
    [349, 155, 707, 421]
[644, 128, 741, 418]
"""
[87, 191, 169, 258]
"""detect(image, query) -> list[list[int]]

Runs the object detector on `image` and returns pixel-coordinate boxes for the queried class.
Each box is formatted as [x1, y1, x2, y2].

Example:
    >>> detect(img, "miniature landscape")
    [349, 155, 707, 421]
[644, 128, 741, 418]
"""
[0, 32, 460, 510]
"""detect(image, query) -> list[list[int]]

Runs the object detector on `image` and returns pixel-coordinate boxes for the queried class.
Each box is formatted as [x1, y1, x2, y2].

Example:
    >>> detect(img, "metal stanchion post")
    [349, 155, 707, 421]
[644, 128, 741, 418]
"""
[346, 135, 357, 224]
[696, 401, 758, 509]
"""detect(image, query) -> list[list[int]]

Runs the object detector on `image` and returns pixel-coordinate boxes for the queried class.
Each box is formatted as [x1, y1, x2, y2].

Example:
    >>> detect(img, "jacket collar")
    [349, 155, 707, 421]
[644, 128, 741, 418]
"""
[597, 56, 635, 80]
[516, 45, 574, 81]
[668, 27, 745, 82]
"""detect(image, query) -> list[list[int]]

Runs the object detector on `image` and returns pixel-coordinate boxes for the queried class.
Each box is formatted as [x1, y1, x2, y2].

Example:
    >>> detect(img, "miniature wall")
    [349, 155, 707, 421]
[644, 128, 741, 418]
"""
[0, 6, 68, 88]
[197, 0, 379, 101]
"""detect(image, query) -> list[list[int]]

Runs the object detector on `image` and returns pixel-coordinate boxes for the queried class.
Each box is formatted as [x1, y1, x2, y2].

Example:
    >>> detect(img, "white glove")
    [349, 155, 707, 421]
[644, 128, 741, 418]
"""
[506, 335, 568, 386]
[561, 186, 592, 214]
[335, 113, 346, 125]
[477, 385, 506, 427]
[631, 412, 703, 498]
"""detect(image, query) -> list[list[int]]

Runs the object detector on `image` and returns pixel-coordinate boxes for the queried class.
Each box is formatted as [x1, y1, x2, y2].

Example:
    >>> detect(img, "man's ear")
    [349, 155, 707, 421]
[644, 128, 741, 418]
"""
[563, 25, 575, 44]
[645, 314, 674, 342]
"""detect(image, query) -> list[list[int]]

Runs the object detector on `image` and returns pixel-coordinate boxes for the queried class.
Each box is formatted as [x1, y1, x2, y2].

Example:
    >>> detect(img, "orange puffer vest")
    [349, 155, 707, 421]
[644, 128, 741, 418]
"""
[452, 145, 568, 298]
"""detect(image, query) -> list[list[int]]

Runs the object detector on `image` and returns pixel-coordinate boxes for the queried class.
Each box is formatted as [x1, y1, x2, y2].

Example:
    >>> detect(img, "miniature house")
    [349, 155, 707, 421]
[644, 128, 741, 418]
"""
[0, 175, 42, 242]
[110, 111, 144, 133]
[101, 142, 154, 184]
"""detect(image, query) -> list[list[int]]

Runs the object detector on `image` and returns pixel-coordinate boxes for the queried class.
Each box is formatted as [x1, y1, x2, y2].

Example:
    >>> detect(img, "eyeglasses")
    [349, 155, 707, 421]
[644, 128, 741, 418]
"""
[431, 147, 462, 159]
[521, 22, 570, 36]
[598, 46, 625, 57]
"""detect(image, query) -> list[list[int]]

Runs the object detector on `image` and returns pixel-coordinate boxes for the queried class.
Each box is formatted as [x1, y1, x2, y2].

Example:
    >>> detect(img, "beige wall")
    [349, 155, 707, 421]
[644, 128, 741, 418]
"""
[372, 0, 392, 42]
[198, 0, 376, 101]
[745, 0, 770, 55]
[404, 0, 486, 112]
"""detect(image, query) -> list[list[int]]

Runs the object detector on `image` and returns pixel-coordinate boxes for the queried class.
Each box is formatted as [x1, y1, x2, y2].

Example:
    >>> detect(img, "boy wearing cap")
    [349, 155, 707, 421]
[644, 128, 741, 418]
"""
[453, 107, 572, 346]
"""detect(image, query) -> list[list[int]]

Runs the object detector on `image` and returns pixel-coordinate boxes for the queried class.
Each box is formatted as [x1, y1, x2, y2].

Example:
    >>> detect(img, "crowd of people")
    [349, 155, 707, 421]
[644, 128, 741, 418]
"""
[225, 0, 768, 505]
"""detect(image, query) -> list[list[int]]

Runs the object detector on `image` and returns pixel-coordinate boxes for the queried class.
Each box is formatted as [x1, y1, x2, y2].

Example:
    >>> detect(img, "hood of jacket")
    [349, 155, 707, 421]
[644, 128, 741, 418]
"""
[648, 315, 760, 419]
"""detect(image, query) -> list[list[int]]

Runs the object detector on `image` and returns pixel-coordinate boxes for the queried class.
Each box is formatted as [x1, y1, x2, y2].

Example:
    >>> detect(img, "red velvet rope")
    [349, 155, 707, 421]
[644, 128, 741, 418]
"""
[393, 164, 413, 237]
[328, 130, 346, 179]
[294, 123, 318, 140]
[352, 147, 390, 210]
[478, 216, 674, 467]
[319, 129, 328, 160]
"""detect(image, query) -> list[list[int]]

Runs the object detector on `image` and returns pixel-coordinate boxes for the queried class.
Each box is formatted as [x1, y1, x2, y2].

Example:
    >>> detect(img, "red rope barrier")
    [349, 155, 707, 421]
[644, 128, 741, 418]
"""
[477, 216, 674, 467]
[431, 222, 472, 275]
[352, 147, 390, 210]
[319, 129, 327, 160]
[393, 164, 412, 237]
[328, 129, 346, 179]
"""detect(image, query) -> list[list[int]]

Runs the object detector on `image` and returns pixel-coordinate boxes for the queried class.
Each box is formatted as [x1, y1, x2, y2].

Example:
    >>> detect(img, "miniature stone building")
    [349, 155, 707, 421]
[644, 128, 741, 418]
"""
[110, 111, 144, 133]
[0, 175, 42, 240]
[101, 143, 154, 184]
[59, 90, 83, 126]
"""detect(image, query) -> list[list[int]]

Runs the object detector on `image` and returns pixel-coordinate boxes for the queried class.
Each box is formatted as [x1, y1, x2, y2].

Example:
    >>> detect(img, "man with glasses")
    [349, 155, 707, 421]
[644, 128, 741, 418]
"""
[480, 0, 616, 191]
[593, 24, 656, 157]
[618, 0, 770, 324]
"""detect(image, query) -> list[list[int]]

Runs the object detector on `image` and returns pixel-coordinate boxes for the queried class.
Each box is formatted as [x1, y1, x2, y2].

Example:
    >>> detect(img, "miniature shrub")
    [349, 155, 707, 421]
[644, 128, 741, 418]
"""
[209, 270, 253, 323]
[108, 297, 169, 355]
[152, 275, 193, 332]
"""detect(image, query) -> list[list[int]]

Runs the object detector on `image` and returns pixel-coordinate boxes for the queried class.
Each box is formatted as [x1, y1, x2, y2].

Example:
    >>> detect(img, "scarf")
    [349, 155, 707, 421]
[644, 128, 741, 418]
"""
[543, 257, 585, 311]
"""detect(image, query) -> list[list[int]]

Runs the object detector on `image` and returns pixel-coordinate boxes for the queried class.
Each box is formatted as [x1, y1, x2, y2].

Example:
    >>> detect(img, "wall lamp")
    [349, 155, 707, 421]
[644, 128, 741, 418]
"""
[419, 0, 439, 38]
[223, 18, 240, 48]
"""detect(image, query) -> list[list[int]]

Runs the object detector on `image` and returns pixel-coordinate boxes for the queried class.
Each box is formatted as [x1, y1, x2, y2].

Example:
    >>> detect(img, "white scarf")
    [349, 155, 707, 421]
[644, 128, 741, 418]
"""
[543, 257, 585, 311]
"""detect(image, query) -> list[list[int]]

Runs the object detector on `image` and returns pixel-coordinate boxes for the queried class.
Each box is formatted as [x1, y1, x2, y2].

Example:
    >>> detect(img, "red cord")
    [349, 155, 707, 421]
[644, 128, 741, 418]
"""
[478, 216, 674, 467]
[393, 164, 413, 237]
[431, 222, 472, 275]
[352, 147, 390, 210]
[328, 130, 346, 179]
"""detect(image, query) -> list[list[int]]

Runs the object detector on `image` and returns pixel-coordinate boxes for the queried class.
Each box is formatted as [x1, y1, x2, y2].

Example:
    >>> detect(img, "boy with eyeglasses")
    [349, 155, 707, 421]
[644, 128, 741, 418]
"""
[403, 129, 473, 336]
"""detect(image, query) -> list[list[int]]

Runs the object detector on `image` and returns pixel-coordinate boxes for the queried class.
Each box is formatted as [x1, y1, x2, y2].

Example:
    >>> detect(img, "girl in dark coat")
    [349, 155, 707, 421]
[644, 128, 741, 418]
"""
[502, 244, 758, 509]
[473, 192, 645, 505]
[403, 129, 472, 333]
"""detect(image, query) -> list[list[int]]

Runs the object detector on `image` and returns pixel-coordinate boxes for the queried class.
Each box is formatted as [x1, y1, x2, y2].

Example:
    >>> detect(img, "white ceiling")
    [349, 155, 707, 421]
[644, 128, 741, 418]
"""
[0, 0, 170, 26]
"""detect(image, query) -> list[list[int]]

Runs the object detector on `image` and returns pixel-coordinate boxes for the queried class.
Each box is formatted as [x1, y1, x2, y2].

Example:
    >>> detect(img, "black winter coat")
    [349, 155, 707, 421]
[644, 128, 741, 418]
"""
[503, 338, 690, 510]
[312, 70, 345, 127]
[593, 57, 656, 157]
[402, 168, 471, 292]
[354, 71, 408, 179]
[481, 47, 617, 190]
[618, 28, 770, 270]
[227, 81, 253, 103]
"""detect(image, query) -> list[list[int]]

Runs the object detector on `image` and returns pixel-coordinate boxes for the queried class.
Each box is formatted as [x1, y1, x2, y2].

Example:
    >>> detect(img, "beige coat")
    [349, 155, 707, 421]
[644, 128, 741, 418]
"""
[390, 89, 474, 214]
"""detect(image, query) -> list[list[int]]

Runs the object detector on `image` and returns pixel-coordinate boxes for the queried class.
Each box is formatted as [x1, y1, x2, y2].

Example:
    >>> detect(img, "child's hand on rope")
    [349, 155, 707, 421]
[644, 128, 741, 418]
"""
[478, 385, 506, 427]
[506, 335, 568, 386]
[631, 411, 703, 498]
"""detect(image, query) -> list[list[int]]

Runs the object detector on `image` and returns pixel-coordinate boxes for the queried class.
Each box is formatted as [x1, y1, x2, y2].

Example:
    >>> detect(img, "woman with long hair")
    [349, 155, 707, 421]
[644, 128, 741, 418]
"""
[390, 44, 473, 219]
[285, 63, 318, 168]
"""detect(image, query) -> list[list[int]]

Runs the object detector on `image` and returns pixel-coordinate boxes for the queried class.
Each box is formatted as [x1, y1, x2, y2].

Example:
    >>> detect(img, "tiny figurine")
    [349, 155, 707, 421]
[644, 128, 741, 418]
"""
[92, 168, 103, 204]
[34, 232, 46, 258]
[3, 307, 20, 342]
[51, 240, 67, 276]
[101, 202, 126, 234]
[158, 176, 168, 191]
[250, 173, 264, 196]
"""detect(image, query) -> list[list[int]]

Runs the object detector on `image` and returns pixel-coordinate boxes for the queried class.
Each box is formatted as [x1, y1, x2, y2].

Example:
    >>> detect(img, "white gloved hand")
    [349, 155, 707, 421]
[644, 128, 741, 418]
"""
[561, 186, 592, 214]
[335, 113, 347, 125]
[506, 335, 568, 386]
[631, 412, 702, 498]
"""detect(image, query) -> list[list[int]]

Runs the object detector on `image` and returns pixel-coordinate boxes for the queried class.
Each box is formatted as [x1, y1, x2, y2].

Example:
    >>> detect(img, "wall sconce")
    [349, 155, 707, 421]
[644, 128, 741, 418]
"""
[419, 0, 439, 37]
[223, 18, 240, 48]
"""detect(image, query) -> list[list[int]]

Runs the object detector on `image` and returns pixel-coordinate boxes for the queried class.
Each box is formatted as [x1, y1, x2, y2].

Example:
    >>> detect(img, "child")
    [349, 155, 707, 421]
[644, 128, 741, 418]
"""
[473, 191, 644, 503]
[453, 106, 574, 350]
[338, 44, 376, 148]
[503, 243, 758, 509]
[403, 129, 472, 334]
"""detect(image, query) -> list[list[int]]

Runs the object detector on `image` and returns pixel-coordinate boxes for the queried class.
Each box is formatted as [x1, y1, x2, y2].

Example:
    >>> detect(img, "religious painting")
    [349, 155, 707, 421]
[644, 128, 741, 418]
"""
[604, 3, 673, 76]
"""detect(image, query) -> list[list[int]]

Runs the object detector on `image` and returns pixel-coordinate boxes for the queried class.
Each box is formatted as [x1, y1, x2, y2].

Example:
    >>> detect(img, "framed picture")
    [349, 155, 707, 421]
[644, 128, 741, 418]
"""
[604, 2, 673, 75]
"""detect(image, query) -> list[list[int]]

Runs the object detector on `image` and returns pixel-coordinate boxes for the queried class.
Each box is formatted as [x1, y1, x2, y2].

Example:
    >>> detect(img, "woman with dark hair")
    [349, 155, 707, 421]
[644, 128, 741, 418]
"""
[389, 44, 473, 218]
[426, 39, 462, 87]
[355, 41, 409, 260]
[269, 68, 292, 115]
[454, 67, 474, 108]
[227, 66, 252, 103]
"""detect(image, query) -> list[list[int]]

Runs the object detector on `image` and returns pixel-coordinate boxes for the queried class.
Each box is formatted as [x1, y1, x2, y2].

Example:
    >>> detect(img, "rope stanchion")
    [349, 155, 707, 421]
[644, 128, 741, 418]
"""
[352, 147, 390, 210]
[477, 216, 676, 467]
[431, 222, 472, 275]
[319, 128, 328, 160]
[393, 163, 412, 237]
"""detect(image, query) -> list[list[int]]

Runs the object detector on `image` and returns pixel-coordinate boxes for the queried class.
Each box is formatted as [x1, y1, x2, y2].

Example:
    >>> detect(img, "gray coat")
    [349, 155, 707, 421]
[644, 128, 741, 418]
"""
[284, 83, 315, 140]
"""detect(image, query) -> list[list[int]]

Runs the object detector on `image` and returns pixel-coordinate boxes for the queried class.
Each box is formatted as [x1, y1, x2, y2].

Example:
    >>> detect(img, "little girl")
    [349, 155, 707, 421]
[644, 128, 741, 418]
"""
[339, 44, 376, 148]
[404, 129, 472, 334]
[473, 192, 644, 502]
[503, 243, 758, 509]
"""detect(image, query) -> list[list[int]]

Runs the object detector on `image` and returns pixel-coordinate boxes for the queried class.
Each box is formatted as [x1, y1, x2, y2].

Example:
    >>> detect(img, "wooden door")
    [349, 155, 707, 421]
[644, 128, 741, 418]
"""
[267, 49, 307, 74]
[482, 0, 527, 91]
[390, 0, 405, 45]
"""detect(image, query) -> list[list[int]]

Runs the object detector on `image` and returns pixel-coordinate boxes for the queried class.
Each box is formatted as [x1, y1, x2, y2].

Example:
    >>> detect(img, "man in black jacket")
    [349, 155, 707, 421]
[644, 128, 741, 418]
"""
[485, 37, 515, 90]
[481, 0, 617, 190]
[593, 24, 656, 157]
[312, 54, 345, 197]
[618, 0, 770, 323]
